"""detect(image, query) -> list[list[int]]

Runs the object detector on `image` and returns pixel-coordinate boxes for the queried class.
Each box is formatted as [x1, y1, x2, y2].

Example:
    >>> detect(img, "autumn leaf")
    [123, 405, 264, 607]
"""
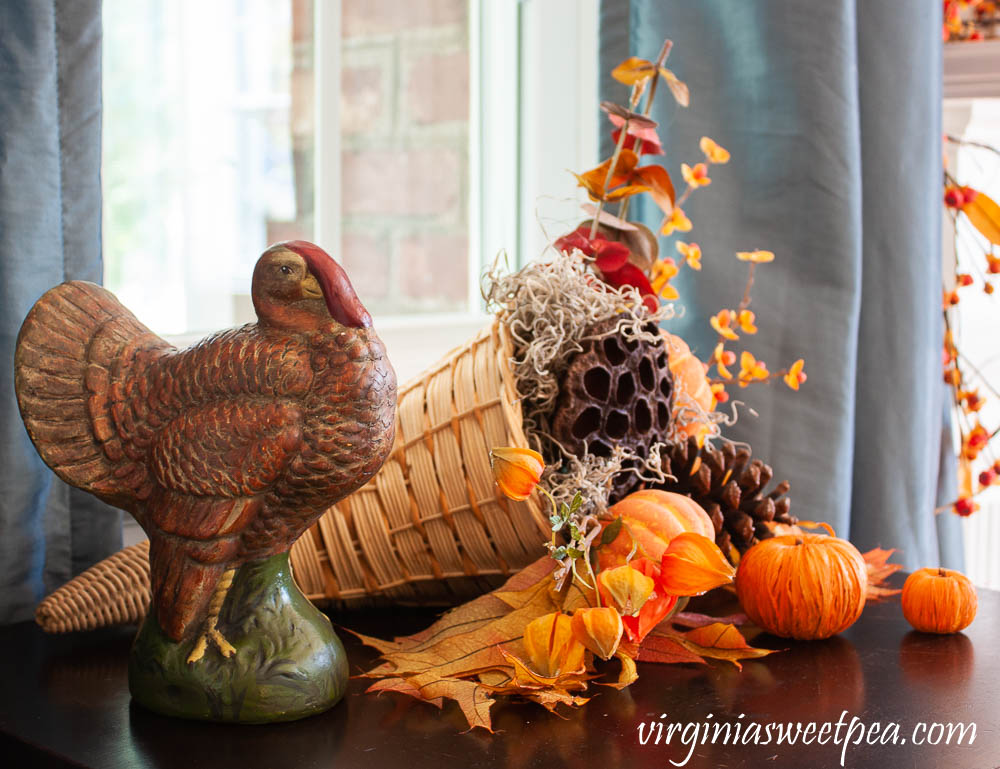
[353, 557, 779, 731]
[524, 688, 591, 713]
[658, 67, 690, 107]
[610, 58, 688, 106]
[606, 112, 663, 154]
[606, 183, 652, 201]
[632, 165, 676, 216]
[962, 191, 1000, 245]
[600, 101, 658, 130]
[673, 610, 749, 629]
[862, 547, 903, 602]
[573, 149, 641, 201]
[635, 630, 708, 666]
[611, 56, 659, 85]
[675, 622, 777, 670]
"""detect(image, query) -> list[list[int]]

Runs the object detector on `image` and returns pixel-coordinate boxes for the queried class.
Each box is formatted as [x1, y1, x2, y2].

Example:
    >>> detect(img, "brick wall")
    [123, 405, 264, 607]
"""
[341, 0, 470, 314]
[274, 0, 471, 316]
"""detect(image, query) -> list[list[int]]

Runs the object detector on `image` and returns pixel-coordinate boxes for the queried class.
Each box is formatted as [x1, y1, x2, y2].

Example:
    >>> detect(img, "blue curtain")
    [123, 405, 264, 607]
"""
[600, 1, 963, 569]
[0, 0, 121, 623]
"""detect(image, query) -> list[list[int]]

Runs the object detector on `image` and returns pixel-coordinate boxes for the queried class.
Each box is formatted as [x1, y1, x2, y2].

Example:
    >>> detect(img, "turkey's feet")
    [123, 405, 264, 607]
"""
[186, 567, 237, 664]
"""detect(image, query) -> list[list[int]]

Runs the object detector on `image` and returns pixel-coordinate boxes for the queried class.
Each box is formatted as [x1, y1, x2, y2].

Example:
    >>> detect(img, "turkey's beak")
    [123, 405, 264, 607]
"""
[301, 273, 324, 301]
[282, 240, 373, 328]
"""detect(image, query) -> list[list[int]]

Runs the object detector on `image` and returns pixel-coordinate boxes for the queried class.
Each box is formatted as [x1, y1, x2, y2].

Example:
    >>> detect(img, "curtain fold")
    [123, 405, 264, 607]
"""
[0, 0, 121, 624]
[599, 0, 963, 569]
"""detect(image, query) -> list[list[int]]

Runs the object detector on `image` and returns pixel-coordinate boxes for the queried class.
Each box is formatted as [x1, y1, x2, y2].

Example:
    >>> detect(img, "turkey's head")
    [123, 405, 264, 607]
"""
[252, 241, 373, 331]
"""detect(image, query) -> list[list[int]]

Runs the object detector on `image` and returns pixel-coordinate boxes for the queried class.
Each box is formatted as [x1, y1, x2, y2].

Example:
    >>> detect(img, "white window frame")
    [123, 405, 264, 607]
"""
[942, 40, 1000, 588]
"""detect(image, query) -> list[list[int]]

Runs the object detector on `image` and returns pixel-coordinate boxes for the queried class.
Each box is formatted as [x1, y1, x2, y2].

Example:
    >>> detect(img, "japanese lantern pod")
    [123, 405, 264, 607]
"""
[901, 567, 977, 634]
[735, 526, 867, 640]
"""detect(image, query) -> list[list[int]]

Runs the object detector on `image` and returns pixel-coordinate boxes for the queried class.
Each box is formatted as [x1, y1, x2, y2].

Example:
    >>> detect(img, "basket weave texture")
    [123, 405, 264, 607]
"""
[36, 540, 151, 633]
[35, 321, 548, 631]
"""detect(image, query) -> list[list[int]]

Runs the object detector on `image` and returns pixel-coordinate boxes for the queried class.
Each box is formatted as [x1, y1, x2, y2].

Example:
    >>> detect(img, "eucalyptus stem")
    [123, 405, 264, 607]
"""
[618, 39, 673, 223]
[590, 122, 631, 241]
[738, 264, 756, 312]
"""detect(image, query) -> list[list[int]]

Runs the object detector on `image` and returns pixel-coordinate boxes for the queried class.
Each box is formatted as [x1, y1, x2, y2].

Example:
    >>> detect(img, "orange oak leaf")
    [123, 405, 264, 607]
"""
[352, 554, 777, 731]
[635, 630, 707, 666]
[523, 688, 592, 713]
[962, 191, 1000, 245]
[674, 622, 776, 670]
[862, 547, 903, 602]
[374, 676, 496, 733]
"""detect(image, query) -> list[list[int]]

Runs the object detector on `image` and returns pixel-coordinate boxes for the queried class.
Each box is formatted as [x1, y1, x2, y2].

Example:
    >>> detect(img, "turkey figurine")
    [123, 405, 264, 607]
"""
[15, 241, 397, 664]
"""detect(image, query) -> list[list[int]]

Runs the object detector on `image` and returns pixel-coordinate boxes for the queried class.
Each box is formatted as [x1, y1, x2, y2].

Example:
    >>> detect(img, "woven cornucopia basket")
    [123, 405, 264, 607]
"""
[36, 321, 548, 633]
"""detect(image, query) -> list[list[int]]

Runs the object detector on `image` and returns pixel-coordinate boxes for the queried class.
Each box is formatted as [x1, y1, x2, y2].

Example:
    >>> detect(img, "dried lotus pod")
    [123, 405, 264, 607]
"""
[550, 321, 674, 500]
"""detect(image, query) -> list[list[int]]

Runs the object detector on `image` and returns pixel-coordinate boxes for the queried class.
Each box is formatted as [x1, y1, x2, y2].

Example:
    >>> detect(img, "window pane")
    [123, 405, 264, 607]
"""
[103, 0, 472, 336]
[339, 0, 471, 316]
[103, 0, 311, 335]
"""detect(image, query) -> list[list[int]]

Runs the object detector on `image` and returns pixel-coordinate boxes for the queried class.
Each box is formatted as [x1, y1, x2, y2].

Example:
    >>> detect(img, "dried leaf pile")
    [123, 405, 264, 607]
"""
[352, 556, 773, 732]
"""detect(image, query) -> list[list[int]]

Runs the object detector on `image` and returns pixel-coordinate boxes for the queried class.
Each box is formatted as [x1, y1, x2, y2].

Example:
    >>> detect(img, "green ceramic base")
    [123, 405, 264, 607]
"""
[128, 552, 347, 723]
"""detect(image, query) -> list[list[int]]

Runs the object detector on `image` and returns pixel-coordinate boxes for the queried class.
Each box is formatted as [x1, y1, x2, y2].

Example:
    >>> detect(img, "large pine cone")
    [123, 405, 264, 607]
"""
[655, 436, 797, 559]
[550, 321, 674, 499]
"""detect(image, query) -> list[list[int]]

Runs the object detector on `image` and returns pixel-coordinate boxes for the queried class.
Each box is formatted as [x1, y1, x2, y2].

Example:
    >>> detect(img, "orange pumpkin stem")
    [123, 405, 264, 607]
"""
[938, 567, 947, 577]
[794, 538, 804, 546]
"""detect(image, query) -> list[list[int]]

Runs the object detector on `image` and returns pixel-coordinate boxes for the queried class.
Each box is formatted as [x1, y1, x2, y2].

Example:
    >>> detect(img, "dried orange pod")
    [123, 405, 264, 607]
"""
[571, 607, 623, 660]
[597, 565, 656, 617]
[735, 530, 867, 640]
[901, 567, 977, 634]
[659, 532, 735, 596]
[489, 446, 544, 501]
[523, 612, 585, 677]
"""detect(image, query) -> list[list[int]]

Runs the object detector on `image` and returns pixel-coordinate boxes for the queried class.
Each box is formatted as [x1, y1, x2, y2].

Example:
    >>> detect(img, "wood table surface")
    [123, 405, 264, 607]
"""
[1, 575, 998, 769]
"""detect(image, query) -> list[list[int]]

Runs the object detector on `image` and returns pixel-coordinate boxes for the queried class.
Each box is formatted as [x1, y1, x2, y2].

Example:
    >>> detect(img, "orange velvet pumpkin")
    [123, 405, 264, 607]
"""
[901, 567, 977, 634]
[598, 489, 715, 570]
[662, 332, 714, 443]
[735, 531, 868, 640]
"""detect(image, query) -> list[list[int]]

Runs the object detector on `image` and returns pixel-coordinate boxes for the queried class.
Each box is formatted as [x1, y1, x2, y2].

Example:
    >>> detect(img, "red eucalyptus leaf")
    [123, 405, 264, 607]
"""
[593, 241, 631, 273]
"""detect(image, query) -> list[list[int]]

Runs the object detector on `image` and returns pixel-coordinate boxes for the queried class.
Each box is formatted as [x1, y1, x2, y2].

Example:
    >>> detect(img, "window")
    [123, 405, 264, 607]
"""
[103, 1, 598, 386]
[943, 39, 1000, 588]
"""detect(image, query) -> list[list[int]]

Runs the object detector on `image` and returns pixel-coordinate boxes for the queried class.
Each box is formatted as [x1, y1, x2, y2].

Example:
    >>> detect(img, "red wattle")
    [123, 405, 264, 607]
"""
[281, 240, 372, 328]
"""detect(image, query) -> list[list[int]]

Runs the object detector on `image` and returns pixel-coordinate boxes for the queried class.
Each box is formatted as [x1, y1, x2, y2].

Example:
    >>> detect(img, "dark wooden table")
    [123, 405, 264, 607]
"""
[2, 577, 998, 769]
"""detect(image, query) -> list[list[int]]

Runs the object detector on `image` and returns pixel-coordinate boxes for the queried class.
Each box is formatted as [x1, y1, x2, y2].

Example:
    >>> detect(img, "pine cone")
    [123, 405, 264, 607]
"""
[550, 320, 674, 499]
[655, 436, 796, 559]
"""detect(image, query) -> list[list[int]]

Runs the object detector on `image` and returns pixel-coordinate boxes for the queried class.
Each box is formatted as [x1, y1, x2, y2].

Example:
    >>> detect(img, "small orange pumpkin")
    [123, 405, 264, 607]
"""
[662, 332, 714, 443]
[735, 529, 867, 640]
[598, 489, 715, 570]
[901, 567, 977, 634]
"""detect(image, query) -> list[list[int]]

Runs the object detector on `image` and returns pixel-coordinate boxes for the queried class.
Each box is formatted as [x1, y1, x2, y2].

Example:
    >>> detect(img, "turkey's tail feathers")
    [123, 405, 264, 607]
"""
[14, 281, 167, 507]
[149, 535, 225, 642]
